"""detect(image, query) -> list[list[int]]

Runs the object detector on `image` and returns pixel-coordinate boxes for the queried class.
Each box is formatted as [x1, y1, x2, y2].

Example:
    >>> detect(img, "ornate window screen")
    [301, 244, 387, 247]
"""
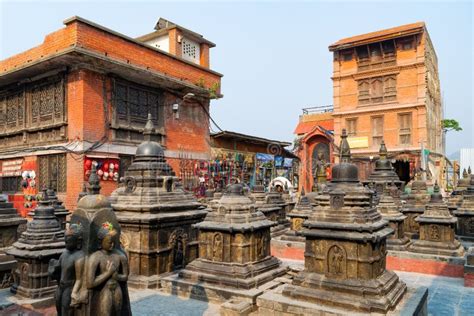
[0, 176, 21, 193]
[38, 154, 67, 192]
[358, 75, 397, 105]
[398, 113, 412, 145]
[371, 116, 384, 148]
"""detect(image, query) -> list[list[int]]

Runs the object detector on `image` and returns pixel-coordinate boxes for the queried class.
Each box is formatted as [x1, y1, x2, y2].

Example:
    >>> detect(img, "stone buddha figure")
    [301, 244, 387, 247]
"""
[312, 150, 329, 192]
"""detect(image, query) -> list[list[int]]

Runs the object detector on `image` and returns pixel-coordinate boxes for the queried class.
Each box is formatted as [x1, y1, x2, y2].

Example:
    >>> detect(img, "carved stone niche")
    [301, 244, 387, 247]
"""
[161, 184, 288, 304]
[409, 184, 464, 257]
[110, 114, 207, 289]
[453, 176, 474, 242]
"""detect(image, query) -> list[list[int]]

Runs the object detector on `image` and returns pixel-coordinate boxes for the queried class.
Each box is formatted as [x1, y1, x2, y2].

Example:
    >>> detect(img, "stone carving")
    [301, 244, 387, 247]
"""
[453, 175, 474, 241]
[280, 129, 406, 313]
[251, 185, 290, 238]
[409, 183, 464, 257]
[162, 183, 288, 303]
[110, 114, 207, 289]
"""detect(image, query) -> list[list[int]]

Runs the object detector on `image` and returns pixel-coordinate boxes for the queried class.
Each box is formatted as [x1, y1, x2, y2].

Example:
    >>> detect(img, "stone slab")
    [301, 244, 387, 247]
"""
[256, 284, 428, 316]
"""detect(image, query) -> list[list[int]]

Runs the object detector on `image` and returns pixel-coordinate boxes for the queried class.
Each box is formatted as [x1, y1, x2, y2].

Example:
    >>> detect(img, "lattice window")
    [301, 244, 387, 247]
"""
[398, 113, 412, 145]
[181, 38, 200, 64]
[346, 118, 357, 136]
[358, 75, 397, 105]
[38, 154, 67, 192]
[372, 116, 384, 147]
[358, 80, 370, 104]
[0, 177, 21, 193]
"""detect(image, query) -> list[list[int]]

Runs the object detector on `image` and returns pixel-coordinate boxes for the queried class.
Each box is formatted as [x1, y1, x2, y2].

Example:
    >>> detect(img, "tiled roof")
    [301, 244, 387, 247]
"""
[294, 120, 334, 135]
[329, 22, 425, 51]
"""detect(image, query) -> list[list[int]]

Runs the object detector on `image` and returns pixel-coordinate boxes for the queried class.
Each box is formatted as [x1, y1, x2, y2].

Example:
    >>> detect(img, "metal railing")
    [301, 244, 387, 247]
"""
[302, 105, 334, 115]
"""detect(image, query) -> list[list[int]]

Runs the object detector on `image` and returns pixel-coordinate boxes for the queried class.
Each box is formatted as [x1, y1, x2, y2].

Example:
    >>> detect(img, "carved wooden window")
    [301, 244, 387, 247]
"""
[358, 75, 397, 105]
[38, 154, 67, 192]
[29, 79, 65, 128]
[369, 43, 382, 62]
[358, 80, 370, 104]
[370, 78, 383, 103]
[399, 36, 414, 50]
[371, 116, 384, 147]
[398, 113, 412, 145]
[346, 118, 357, 136]
[0, 176, 21, 193]
[112, 79, 163, 143]
[356, 46, 370, 71]
[384, 76, 397, 101]
[0, 91, 25, 134]
[341, 49, 353, 61]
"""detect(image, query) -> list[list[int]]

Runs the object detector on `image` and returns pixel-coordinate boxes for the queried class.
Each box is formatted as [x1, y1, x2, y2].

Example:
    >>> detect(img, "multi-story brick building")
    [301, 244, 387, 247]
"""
[295, 22, 444, 191]
[0, 16, 222, 212]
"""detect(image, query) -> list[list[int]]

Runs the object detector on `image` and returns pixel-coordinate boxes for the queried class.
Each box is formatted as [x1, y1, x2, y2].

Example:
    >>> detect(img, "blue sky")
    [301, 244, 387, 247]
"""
[1, 1, 472, 156]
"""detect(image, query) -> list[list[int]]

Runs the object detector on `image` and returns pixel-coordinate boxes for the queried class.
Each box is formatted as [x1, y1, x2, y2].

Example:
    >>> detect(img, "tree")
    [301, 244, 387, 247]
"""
[442, 119, 462, 132]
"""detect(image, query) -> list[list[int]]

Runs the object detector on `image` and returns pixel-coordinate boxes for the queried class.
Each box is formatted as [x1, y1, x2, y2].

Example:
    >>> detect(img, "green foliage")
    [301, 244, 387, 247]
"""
[442, 119, 462, 132]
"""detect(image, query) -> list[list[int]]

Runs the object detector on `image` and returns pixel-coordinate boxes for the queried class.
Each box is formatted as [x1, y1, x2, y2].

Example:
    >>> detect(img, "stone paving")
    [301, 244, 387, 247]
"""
[0, 269, 473, 315]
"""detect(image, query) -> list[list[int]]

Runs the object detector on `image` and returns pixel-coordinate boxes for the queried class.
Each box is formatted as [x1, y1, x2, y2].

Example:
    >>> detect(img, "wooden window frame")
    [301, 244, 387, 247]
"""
[371, 116, 384, 147]
[398, 113, 412, 145]
[346, 118, 358, 136]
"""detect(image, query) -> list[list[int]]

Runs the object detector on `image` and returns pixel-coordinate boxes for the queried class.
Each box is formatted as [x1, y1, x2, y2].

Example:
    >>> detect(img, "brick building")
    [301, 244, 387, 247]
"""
[295, 22, 444, 190]
[0, 16, 222, 213]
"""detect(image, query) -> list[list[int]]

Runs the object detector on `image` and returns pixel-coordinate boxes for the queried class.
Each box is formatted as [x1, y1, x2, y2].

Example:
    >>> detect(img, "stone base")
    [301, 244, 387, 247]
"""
[270, 224, 290, 238]
[387, 236, 411, 251]
[220, 299, 256, 316]
[279, 231, 305, 244]
[257, 284, 428, 316]
[388, 250, 465, 278]
[6, 291, 55, 309]
[10, 284, 56, 300]
[127, 272, 177, 289]
[408, 239, 465, 257]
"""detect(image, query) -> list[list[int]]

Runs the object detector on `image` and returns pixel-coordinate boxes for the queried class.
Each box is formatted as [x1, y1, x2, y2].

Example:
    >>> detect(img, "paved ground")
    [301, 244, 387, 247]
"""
[0, 271, 473, 315]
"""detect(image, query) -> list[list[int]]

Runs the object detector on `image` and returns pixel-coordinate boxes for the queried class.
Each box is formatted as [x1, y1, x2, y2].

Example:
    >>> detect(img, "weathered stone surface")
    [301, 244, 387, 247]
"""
[277, 130, 407, 314]
[408, 183, 464, 257]
[448, 170, 470, 212]
[252, 185, 290, 238]
[0, 194, 26, 289]
[7, 190, 65, 299]
[162, 183, 287, 303]
[28, 188, 70, 231]
[401, 174, 431, 239]
[281, 189, 313, 243]
[110, 115, 208, 289]
[453, 175, 474, 242]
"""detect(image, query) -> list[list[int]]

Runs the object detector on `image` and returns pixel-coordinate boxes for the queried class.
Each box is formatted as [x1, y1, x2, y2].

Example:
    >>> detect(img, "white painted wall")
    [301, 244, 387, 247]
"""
[181, 37, 200, 64]
[145, 34, 169, 53]
[460, 148, 474, 174]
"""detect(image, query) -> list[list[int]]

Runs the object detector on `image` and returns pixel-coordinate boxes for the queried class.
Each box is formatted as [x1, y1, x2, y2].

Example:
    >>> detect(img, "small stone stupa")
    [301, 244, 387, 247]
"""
[401, 173, 430, 239]
[363, 140, 404, 203]
[162, 183, 288, 303]
[266, 130, 407, 313]
[448, 169, 470, 212]
[0, 194, 26, 288]
[7, 189, 65, 299]
[408, 182, 464, 257]
[110, 114, 208, 289]
[253, 185, 289, 237]
[377, 184, 410, 251]
[28, 188, 70, 230]
[453, 176, 474, 242]
[281, 188, 313, 242]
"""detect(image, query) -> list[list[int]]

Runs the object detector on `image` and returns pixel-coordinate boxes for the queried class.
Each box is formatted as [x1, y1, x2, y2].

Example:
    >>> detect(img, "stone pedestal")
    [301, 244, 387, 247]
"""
[7, 191, 65, 299]
[161, 184, 288, 304]
[401, 176, 431, 239]
[377, 187, 410, 251]
[110, 115, 208, 289]
[409, 183, 464, 257]
[0, 195, 26, 289]
[281, 189, 312, 243]
[263, 131, 407, 314]
[253, 186, 289, 238]
[453, 176, 474, 242]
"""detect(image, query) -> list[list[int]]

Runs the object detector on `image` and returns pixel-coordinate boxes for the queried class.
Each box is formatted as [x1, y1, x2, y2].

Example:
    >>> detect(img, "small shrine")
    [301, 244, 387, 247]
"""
[377, 185, 410, 251]
[58, 165, 132, 316]
[453, 176, 474, 242]
[408, 183, 464, 257]
[110, 114, 208, 289]
[252, 185, 289, 237]
[162, 183, 288, 303]
[7, 190, 65, 299]
[258, 130, 407, 314]
[0, 194, 26, 288]
[401, 174, 431, 239]
[28, 188, 70, 230]
[281, 189, 313, 243]
[448, 169, 471, 212]
[362, 140, 404, 203]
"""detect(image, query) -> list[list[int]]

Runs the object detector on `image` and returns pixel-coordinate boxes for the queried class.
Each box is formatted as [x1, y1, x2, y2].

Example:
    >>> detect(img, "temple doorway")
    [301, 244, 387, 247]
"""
[393, 160, 410, 183]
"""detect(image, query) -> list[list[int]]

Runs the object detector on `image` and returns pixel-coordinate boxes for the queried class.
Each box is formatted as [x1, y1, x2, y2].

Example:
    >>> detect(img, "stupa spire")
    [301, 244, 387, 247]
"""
[340, 129, 351, 163]
[88, 163, 101, 195]
[143, 113, 154, 142]
[379, 140, 388, 159]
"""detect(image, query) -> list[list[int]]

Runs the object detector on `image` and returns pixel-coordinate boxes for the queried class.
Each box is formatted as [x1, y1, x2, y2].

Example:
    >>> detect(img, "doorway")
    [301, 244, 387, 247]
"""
[393, 160, 410, 183]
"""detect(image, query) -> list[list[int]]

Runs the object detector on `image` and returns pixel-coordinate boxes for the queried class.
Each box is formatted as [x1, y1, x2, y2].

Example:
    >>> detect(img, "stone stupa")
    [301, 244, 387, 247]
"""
[162, 183, 288, 303]
[253, 185, 289, 237]
[28, 188, 70, 230]
[401, 173, 431, 239]
[453, 176, 474, 242]
[110, 114, 208, 289]
[448, 169, 471, 212]
[257, 129, 407, 314]
[408, 182, 464, 257]
[281, 188, 313, 243]
[7, 189, 65, 299]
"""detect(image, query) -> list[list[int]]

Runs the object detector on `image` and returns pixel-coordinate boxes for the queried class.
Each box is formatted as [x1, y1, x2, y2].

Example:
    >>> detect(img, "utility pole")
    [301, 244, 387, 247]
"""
[420, 140, 427, 181]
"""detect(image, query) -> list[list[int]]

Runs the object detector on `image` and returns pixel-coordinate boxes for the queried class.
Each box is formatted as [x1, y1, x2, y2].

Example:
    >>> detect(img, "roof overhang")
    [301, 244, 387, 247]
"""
[211, 131, 292, 148]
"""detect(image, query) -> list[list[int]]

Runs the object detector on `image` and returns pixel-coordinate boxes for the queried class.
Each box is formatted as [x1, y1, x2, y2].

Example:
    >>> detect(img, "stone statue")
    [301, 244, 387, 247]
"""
[86, 222, 129, 316]
[313, 151, 329, 192]
[49, 223, 86, 316]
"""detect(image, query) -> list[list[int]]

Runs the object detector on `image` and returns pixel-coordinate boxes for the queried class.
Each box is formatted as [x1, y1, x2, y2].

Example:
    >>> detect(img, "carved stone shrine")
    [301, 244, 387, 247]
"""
[281, 188, 313, 243]
[401, 174, 431, 239]
[408, 183, 464, 257]
[448, 169, 471, 212]
[377, 185, 410, 251]
[110, 114, 208, 289]
[28, 188, 70, 230]
[453, 176, 474, 242]
[362, 140, 404, 204]
[252, 185, 289, 237]
[7, 190, 65, 299]
[162, 183, 288, 303]
[276, 130, 406, 313]
[65, 164, 132, 316]
[0, 194, 26, 289]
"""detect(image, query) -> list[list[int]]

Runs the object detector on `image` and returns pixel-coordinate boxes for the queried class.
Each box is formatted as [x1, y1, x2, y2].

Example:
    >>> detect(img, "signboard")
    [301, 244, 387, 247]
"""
[0, 159, 23, 177]
[347, 136, 369, 149]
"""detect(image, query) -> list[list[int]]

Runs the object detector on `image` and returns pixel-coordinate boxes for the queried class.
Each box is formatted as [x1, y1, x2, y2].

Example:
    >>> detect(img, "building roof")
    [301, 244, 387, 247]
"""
[294, 120, 334, 135]
[211, 130, 292, 147]
[329, 22, 426, 51]
[136, 17, 216, 47]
